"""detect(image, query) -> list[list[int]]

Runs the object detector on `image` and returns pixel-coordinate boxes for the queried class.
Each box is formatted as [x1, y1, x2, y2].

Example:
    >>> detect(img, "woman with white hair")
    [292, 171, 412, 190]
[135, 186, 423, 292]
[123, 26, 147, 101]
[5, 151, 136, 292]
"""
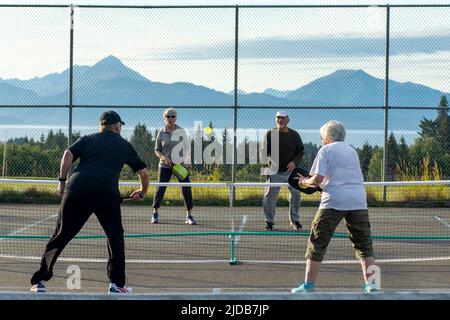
[291, 120, 379, 293]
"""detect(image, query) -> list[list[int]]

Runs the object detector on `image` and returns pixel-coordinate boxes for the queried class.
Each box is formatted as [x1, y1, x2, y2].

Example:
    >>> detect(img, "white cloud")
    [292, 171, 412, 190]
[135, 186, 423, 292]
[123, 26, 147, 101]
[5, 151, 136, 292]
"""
[0, 2, 449, 93]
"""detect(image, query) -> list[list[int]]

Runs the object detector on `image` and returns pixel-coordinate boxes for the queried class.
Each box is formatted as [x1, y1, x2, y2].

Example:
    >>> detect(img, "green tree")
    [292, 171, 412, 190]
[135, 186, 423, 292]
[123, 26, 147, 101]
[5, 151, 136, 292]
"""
[435, 96, 450, 152]
[8, 136, 35, 145]
[202, 121, 217, 175]
[419, 118, 436, 138]
[191, 123, 204, 176]
[368, 147, 383, 181]
[44, 130, 66, 150]
[40, 129, 80, 150]
[386, 132, 399, 180]
[397, 135, 411, 172]
[300, 142, 320, 169]
[410, 137, 444, 168]
[220, 127, 232, 181]
[414, 96, 450, 178]
[358, 142, 372, 180]
[129, 123, 155, 171]
[4, 144, 60, 177]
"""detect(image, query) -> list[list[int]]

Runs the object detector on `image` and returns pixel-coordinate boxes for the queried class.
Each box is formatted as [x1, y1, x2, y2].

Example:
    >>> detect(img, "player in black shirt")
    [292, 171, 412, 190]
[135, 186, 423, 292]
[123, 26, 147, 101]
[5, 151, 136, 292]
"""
[261, 111, 304, 231]
[30, 111, 149, 294]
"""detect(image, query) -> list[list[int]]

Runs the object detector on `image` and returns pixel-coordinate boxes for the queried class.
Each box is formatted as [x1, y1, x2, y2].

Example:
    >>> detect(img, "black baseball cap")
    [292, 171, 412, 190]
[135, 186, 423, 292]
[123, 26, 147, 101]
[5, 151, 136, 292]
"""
[99, 111, 125, 125]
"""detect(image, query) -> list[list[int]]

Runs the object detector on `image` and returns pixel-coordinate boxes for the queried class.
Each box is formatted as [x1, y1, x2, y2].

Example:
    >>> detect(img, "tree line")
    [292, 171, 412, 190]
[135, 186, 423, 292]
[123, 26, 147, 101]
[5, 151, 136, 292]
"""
[1, 96, 448, 181]
[358, 96, 449, 181]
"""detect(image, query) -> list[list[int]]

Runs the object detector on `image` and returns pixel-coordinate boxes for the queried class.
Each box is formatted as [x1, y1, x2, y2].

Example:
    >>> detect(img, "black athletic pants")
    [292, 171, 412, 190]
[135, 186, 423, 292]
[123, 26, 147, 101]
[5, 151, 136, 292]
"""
[152, 166, 193, 210]
[31, 191, 126, 287]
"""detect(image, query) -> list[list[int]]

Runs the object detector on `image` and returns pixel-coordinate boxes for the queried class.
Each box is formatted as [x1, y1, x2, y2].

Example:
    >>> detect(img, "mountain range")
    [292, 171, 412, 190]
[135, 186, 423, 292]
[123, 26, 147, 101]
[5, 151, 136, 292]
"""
[0, 55, 448, 133]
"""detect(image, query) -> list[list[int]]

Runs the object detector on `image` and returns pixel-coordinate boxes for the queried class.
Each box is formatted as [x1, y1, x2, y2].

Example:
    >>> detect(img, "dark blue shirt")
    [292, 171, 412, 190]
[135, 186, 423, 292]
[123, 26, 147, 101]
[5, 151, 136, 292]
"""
[66, 130, 146, 194]
[263, 128, 304, 173]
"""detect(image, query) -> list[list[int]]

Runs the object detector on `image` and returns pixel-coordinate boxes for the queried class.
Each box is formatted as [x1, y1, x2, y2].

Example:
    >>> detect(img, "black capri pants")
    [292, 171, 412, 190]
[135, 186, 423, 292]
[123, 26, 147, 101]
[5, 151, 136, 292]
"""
[152, 166, 193, 210]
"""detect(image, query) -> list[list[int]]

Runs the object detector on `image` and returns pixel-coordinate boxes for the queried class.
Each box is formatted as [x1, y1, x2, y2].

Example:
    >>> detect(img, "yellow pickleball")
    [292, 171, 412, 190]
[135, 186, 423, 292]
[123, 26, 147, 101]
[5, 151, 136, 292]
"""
[204, 127, 213, 135]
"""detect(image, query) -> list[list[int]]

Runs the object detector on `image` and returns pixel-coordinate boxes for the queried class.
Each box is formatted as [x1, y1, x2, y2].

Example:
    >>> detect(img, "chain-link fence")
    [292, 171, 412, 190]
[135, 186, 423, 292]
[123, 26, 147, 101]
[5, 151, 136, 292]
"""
[0, 4, 449, 183]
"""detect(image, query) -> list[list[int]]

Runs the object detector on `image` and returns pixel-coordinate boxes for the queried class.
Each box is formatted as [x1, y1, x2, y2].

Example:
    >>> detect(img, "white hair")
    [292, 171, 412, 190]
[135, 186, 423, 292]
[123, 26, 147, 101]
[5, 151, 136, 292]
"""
[320, 121, 346, 142]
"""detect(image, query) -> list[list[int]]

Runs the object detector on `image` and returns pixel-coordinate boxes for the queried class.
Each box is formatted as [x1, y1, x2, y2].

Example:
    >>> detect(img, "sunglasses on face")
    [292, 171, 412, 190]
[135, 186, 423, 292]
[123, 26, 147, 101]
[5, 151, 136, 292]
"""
[165, 115, 176, 118]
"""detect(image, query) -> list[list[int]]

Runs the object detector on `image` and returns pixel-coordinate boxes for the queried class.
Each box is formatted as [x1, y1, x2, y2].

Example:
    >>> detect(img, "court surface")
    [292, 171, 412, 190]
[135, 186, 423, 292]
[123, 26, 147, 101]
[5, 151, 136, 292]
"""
[0, 204, 449, 294]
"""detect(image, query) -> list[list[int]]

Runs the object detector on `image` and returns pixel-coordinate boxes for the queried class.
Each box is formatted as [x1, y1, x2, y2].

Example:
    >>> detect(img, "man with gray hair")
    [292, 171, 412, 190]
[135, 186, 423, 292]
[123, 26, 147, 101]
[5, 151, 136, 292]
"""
[291, 120, 378, 293]
[261, 110, 304, 231]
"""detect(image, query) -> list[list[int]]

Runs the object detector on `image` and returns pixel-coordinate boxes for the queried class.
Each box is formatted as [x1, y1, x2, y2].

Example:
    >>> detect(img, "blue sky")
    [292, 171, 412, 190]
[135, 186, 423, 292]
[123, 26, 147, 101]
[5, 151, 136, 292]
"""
[0, 0, 449, 92]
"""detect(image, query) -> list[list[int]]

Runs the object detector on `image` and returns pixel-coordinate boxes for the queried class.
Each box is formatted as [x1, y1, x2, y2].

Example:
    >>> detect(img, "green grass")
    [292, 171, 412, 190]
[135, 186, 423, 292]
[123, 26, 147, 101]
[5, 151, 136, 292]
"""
[1, 181, 449, 206]
[366, 185, 450, 206]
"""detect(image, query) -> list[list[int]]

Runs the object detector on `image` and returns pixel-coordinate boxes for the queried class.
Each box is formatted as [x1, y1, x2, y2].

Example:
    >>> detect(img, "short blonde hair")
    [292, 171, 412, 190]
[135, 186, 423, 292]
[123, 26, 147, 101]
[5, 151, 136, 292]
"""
[320, 120, 346, 142]
[163, 108, 177, 117]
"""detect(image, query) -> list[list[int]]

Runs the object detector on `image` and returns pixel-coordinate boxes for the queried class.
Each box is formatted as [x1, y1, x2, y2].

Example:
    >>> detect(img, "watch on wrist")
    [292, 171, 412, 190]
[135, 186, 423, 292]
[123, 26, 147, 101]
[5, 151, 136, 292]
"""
[58, 177, 67, 182]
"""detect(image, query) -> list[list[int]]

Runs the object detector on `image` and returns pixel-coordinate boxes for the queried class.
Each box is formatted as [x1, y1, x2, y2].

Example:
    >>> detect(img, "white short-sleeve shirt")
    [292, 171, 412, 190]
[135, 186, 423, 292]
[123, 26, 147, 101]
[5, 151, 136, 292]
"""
[310, 141, 367, 210]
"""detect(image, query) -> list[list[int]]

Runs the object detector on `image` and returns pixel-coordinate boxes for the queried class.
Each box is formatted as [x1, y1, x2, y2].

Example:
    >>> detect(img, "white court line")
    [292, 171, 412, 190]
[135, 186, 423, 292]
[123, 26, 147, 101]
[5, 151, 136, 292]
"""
[1, 255, 449, 264]
[0, 214, 57, 241]
[7, 214, 57, 235]
[0, 286, 302, 291]
[238, 257, 450, 264]
[0, 255, 229, 263]
[434, 216, 450, 228]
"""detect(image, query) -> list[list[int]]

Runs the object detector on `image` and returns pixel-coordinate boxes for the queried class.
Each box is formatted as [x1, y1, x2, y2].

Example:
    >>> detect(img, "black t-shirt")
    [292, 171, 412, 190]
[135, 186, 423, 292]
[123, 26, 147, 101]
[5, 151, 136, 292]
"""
[66, 131, 146, 194]
[264, 128, 304, 173]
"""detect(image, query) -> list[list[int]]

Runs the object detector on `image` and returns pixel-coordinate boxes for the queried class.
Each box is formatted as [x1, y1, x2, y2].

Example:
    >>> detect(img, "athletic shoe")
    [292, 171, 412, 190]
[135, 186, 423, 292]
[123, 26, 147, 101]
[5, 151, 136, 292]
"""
[108, 283, 133, 294]
[363, 282, 380, 293]
[30, 282, 46, 293]
[185, 215, 197, 225]
[291, 221, 303, 230]
[265, 221, 274, 231]
[291, 282, 315, 293]
[151, 212, 159, 224]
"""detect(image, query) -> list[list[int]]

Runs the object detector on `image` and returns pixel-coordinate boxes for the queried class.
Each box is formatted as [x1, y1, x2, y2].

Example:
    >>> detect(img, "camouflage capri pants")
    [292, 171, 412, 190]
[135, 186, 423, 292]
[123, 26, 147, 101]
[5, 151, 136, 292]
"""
[305, 208, 374, 262]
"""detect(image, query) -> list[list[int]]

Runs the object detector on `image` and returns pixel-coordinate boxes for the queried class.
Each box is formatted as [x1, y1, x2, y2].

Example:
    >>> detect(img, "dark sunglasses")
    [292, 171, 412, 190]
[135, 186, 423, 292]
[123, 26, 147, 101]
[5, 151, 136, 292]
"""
[165, 115, 176, 118]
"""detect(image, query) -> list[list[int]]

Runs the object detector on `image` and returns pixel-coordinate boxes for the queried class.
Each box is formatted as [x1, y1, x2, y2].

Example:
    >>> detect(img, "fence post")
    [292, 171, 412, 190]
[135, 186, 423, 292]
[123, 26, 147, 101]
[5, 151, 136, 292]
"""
[231, 5, 239, 194]
[67, 5, 75, 179]
[2, 136, 6, 178]
[228, 184, 237, 265]
[68, 5, 74, 149]
[229, 6, 239, 265]
[382, 5, 391, 203]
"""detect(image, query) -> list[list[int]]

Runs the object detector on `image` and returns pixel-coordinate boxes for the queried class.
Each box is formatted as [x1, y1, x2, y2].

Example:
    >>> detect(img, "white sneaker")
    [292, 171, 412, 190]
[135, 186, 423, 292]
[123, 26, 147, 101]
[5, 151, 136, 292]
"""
[185, 215, 197, 225]
[363, 282, 380, 293]
[30, 281, 46, 293]
[291, 282, 315, 293]
[108, 283, 133, 294]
